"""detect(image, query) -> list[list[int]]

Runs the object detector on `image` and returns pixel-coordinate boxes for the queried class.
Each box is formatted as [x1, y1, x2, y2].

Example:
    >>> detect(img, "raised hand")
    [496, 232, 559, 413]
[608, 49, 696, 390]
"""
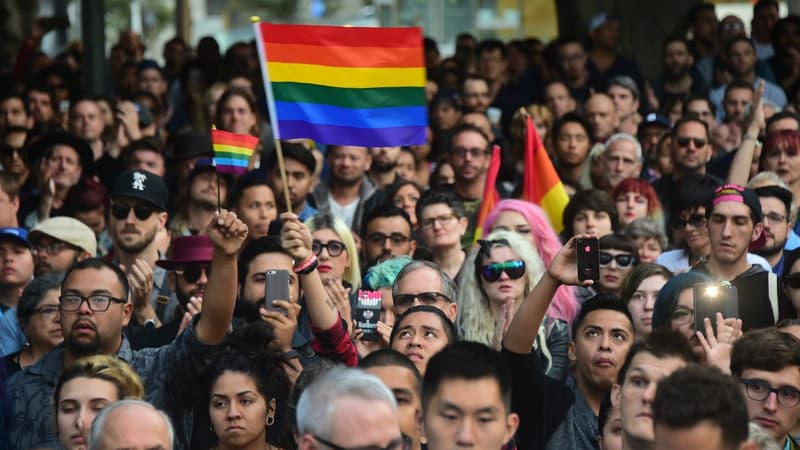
[696, 312, 743, 373]
[546, 233, 597, 287]
[124, 258, 154, 310]
[177, 296, 203, 336]
[323, 278, 352, 331]
[280, 212, 313, 263]
[206, 209, 248, 256]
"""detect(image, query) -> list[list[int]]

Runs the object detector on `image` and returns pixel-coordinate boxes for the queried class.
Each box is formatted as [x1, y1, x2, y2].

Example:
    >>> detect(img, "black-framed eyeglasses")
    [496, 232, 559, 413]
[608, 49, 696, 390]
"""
[676, 136, 707, 148]
[110, 202, 157, 221]
[599, 252, 635, 268]
[59, 294, 127, 312]
[419, 214, 457, 229]
[740, 378, 800, 408]
[312, 240, 346, 257]
[394, 291, 452, 307]
[313, 434, 411, 450]
[366, 232, 410, 247]
[33, 240, 78, 255]
[670, 305, 693, 326]
[481, 260, 526, 282]
[175, 265, 211, 284]
[670, 213, 707, 229]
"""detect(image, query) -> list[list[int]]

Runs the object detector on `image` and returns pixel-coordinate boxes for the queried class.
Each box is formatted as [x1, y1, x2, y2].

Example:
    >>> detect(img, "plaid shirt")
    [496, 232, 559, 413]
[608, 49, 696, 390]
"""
[8, 320, 217, 450]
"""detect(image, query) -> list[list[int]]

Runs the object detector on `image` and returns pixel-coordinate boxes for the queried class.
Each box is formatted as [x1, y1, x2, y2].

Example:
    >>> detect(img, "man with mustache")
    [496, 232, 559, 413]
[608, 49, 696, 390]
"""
[169, 161, 229, 236]
[8, 208, 247, 450]
[129, 235, 213, 349]
[108, 170, 174, 328]
[361, 206, 416, 272]
[691, 184, 794, 330]
[29, 216, 96, 276]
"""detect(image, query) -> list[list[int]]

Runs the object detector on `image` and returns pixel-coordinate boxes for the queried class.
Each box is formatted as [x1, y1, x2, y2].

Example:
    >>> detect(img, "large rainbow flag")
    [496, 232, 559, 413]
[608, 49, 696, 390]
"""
[521, 115, 569, 233]
[211, 129, 258, 175]
[473, 145, 502, 243]
[253, 22, 427, 147]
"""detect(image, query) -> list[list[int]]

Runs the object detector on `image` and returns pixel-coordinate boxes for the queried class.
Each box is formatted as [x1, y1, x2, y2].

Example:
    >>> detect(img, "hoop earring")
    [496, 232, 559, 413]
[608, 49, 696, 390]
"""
[266, 415, 275, 426]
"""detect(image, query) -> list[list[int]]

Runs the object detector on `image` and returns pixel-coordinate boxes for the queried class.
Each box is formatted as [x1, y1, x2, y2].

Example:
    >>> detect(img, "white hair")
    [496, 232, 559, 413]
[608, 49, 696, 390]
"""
[88, 400, 174, 450]
[296, 366, 397, 439]
[605, 133, 643, 162]
[456, 230, 546, 346]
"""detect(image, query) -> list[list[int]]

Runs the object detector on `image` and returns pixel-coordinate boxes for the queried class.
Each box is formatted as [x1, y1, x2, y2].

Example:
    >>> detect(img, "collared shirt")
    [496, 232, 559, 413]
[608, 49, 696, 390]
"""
[8, 320, 217, 450]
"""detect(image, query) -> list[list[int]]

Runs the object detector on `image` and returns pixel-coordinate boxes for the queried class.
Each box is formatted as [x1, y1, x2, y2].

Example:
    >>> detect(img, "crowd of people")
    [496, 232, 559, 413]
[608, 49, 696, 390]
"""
[0, 1, 799, 449]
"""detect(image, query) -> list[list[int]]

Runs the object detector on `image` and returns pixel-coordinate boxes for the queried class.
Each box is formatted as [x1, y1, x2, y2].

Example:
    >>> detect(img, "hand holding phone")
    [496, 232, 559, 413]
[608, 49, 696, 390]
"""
[264, 269, 290, 316]
[576, 237, 599, 282]
[693, 282, 739, 337]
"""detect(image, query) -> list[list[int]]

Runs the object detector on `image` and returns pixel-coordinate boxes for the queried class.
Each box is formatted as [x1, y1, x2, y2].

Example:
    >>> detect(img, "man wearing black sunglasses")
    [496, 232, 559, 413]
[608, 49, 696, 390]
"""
[108, 170, 174, 328]
[126, 235, 215, 349]
[652, 117, 717, 217]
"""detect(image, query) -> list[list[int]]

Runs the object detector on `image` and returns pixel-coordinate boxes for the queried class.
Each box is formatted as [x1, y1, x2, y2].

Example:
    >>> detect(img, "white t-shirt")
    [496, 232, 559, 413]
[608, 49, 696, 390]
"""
[328, 193, 358, 228]
[656, 249, 772, 274]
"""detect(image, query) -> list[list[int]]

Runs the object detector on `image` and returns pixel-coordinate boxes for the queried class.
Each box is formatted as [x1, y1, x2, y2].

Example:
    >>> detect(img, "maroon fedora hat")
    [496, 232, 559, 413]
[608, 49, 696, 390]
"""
[156, 235, 214, 270]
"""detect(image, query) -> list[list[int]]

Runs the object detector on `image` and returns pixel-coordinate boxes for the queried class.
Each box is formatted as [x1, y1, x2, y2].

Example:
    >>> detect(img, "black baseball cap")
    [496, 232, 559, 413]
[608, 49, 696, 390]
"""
[111, 169, 168, 211]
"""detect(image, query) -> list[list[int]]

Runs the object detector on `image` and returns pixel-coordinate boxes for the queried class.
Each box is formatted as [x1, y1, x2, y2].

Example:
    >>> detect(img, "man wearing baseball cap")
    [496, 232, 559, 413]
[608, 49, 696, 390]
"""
[691, 183, 794, 330]
[108, 169, 175, 328]
[0, 228, 33, 313]
[29, 216, 97, 276]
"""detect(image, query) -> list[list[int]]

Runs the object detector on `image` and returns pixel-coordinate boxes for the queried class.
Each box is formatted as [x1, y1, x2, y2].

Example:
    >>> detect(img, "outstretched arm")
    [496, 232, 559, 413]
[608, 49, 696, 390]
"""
[727, 80, 765, 186]
[197, 209, 248, 344]
[280, 212, 339, 330]
[503, 234, 594, 353]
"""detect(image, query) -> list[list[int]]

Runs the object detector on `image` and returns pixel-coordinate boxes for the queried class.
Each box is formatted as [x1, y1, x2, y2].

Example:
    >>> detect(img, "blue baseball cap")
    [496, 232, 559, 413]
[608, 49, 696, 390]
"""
[0, 227, 30, 248]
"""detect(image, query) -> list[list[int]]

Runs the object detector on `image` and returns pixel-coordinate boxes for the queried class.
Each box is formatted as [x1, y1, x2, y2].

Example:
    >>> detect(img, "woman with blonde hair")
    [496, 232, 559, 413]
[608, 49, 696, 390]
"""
[305, 212, 361, 290]
[54, 355, 144, 450]
[457, 230, 570, 380]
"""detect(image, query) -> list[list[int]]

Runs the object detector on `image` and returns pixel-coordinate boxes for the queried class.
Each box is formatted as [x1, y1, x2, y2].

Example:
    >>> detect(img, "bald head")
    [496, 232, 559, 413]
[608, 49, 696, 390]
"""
[460, 112, 495, 141]
[89, 400, 173, 450]
[585, 93, 619, 141]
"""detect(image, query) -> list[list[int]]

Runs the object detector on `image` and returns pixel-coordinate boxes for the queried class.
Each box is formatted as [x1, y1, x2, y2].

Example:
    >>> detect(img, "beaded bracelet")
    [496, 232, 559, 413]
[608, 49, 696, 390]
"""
[293, 254, 319, 275]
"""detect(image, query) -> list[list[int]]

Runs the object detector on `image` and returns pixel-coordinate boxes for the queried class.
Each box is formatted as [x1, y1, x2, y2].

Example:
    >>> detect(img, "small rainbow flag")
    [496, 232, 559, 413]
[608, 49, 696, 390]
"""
[211, 129, 258, 175]
[521, 115, 569, 233]
[473, 145, 501, 243]
[253, 22, 427, 147]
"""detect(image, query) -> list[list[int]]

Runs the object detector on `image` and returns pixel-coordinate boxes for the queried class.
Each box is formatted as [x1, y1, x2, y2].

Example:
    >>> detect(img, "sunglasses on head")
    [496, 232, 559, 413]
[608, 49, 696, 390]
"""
[599, 252, 635, 268]
[110, 202, 157, 220]
[176, 265, 211, 283]
[784, 273, 800, 289]
[670, 213, 706, 229]
[676, 136, 707, 148]
[480, 260, 526, 282]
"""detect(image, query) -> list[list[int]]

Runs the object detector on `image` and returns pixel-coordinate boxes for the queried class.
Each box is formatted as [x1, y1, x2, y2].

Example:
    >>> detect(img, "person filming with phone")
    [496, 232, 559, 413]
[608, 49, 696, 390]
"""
[234, 212, 357, 370]
[690, 183, 794, 330]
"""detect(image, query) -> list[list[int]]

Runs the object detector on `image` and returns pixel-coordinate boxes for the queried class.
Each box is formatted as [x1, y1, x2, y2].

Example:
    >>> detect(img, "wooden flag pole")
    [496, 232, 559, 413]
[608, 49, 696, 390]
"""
[211, 125, 221, 212]
[273, 139, 293, 214]
[251, 16, 292, 215]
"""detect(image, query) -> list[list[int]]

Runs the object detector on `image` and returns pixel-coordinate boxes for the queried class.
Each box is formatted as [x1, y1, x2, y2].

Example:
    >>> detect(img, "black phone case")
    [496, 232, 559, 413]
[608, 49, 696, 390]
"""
[576, 238, 600, 282]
